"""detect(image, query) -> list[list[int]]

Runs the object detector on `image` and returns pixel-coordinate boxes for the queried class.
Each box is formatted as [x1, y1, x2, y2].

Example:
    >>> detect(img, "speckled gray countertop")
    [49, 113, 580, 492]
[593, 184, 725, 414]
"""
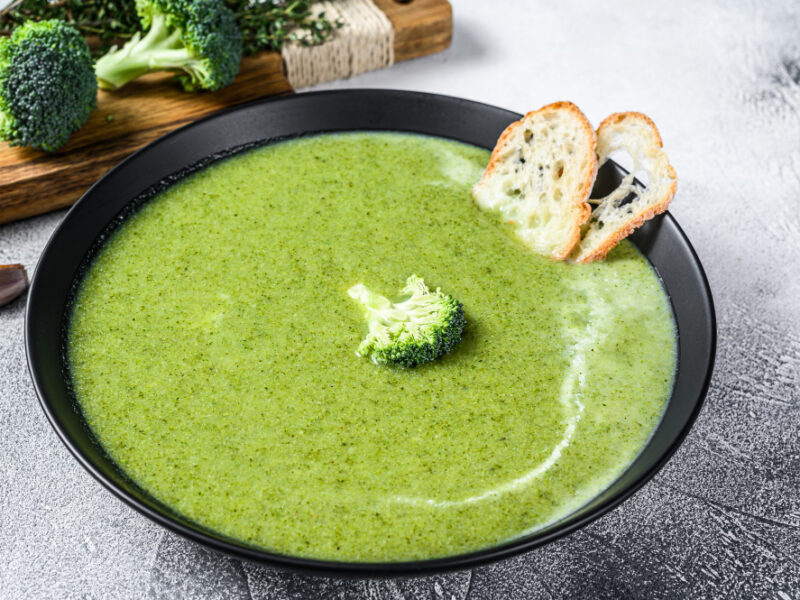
[2, 1, 799, 598]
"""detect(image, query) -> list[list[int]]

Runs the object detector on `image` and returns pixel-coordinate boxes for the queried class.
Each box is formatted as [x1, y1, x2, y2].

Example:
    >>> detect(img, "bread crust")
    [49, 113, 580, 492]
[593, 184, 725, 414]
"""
[575, 183, 676, 263]
[474, 101, 598, 260]
[574, 111, 677, 263]
[596, 111, 664, 146]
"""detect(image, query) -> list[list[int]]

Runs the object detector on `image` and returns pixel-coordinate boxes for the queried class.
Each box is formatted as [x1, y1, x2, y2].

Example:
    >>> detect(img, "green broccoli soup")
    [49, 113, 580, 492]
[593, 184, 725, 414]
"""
[68, 132, 676, 562]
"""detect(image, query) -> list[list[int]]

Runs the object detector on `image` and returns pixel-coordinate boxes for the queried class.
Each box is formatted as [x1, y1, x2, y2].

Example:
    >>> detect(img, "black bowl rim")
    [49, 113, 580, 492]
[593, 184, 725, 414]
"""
[25, 89, 716, 577]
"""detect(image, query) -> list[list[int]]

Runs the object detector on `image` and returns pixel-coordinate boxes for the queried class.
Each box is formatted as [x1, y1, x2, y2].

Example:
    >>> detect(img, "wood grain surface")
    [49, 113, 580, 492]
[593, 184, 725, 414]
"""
[0, 0, 452, 225]
[375, 0, 452, 61]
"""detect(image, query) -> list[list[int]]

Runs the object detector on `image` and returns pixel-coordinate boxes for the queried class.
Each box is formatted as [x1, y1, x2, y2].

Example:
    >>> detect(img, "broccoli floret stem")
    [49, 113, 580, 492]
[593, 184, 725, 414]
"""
[348, 276, 466, 368]
[0, 107, 11, 133]
[403, 274, 428, 296]
[348, 284, 400, 322]
[348, 282, 436, 336]
[95, 13, 196, 90]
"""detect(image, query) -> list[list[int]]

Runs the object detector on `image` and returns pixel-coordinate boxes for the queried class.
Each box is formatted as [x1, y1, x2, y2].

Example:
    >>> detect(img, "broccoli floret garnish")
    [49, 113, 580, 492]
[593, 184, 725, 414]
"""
[94, 0, 243, 92]
[348, 275, 466, 368]
[0, 20, 97, 152]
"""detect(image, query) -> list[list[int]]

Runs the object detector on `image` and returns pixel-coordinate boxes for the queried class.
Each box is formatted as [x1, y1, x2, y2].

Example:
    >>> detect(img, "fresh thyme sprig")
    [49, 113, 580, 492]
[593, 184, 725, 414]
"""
[0, 0, 141, 49]
[230, 0, 343, 53]
[0, 0, 343, 56]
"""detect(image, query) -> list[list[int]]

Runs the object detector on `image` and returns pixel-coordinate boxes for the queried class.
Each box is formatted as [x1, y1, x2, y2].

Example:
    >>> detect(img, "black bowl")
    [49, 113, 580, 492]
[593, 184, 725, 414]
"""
[26, 90, 716, 577]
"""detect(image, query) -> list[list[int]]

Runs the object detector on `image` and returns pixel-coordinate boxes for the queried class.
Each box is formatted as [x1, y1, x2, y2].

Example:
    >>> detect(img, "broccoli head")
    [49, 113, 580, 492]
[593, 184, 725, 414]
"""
[0, 19, 97, 152]
[94, 0, 243, 92]
[348, 275, 466, 368]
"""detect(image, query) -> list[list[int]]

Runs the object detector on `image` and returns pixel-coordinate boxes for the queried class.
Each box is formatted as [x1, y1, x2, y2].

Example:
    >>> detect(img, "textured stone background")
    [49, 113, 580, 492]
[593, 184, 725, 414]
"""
[2, 1, 799, 598]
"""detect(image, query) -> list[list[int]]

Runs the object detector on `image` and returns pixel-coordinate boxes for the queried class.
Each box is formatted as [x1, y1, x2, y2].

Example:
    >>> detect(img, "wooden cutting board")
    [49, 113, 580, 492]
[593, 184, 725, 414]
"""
[0, 0, 451, 225]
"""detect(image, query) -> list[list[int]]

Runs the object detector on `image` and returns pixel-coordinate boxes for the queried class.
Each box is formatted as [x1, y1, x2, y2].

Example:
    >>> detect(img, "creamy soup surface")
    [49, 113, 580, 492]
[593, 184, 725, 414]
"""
[68, 132, 676, 561]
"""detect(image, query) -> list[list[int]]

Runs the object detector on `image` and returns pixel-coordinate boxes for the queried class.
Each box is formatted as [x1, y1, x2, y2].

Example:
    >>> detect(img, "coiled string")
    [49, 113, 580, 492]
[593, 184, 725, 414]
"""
[281, 0, 394, 89]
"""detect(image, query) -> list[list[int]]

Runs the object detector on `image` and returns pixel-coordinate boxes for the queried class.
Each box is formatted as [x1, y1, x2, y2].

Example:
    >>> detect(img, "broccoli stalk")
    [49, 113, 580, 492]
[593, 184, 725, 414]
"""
[94, 13, 186, 90]
[348, 275, 466, 368]
[0, 19, 97, 152]
[94, 0, 242, 92]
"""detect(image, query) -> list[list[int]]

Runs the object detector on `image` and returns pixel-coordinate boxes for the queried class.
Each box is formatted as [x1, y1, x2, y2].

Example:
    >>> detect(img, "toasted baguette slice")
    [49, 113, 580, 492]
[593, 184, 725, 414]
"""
[573, 112, 677, 263]
[472, 101, 598, 260]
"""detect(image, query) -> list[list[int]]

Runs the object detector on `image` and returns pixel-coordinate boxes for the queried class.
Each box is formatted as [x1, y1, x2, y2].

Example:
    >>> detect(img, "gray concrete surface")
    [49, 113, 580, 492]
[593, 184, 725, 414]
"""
[2, 1, 799, 598]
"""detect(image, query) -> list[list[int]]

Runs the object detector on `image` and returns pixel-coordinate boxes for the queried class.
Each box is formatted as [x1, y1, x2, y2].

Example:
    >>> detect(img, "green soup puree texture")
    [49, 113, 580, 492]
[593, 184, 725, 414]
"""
[68, 132, 676, 562]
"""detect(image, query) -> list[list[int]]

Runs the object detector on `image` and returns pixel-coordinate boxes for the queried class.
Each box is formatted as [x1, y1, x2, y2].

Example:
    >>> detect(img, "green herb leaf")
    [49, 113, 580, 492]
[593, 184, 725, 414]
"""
[0, 0, 343, 57]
